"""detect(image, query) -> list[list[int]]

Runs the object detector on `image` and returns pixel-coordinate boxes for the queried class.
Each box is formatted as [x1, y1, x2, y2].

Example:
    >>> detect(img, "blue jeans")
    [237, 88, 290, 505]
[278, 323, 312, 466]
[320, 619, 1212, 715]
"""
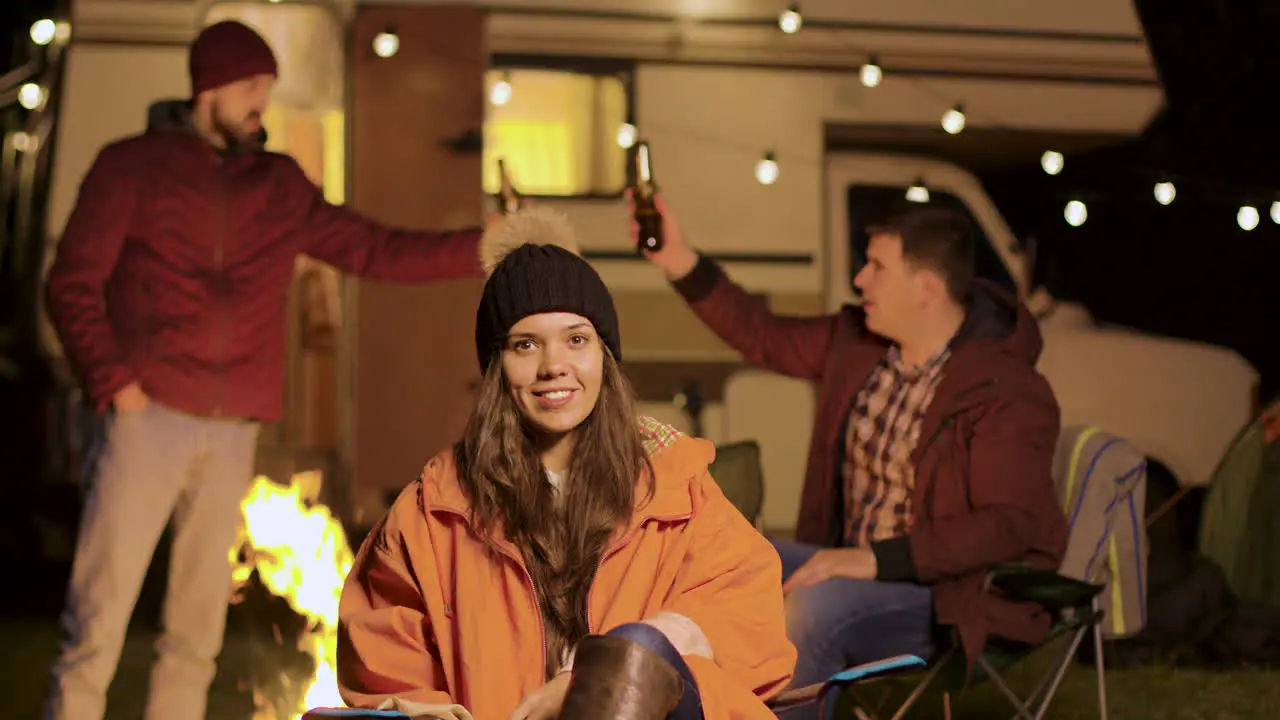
[772, 539, 935, 720]
[606, 623, 702, 720]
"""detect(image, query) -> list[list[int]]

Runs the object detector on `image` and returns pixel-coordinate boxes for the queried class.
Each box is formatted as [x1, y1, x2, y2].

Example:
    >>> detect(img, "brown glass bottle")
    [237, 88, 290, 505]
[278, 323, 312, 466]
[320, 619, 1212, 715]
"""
[495, 157, 524, 214]
[631, 141, 663, 254]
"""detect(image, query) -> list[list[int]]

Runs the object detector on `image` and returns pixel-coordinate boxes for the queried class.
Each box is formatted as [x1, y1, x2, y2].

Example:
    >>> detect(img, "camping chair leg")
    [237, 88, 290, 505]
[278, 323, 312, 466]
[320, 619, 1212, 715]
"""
[976, 656, 1036, 720]
[1028, 624, 1093, 720]
[1092, 620, 1109, 720]
[886, 654, 948, 720]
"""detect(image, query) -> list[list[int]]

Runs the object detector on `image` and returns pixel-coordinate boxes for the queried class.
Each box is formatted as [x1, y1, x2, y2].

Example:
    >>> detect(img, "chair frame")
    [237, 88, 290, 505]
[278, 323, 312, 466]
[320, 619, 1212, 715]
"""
[768, 565, 1109, 720]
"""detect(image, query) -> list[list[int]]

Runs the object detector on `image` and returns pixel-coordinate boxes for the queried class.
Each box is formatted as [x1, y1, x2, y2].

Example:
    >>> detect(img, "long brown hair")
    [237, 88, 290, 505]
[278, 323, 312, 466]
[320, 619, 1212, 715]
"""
[454, 344, 653, 678]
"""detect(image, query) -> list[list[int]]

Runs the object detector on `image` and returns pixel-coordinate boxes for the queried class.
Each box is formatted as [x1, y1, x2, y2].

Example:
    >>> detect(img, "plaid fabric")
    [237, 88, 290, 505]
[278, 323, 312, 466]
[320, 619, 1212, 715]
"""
[843, 345, 950, 546]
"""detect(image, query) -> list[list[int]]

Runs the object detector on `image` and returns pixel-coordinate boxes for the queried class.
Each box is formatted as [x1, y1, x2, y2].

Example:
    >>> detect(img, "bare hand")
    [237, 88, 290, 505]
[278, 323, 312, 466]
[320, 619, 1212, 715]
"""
[506, 670, 572, 720]
[624, 189, 698, 280]
[112, 383, 150, 413]
[782, 548, 878, 594]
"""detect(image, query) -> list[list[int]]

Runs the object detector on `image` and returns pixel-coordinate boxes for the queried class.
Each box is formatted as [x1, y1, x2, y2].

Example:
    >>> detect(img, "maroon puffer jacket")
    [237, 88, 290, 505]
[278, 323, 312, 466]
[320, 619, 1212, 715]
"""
[46, 100, 483, 421]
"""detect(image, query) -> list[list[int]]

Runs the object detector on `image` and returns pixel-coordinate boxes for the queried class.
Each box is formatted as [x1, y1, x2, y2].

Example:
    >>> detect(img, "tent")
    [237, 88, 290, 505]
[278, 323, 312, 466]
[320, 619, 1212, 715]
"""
[1197, 396, 1280, 607]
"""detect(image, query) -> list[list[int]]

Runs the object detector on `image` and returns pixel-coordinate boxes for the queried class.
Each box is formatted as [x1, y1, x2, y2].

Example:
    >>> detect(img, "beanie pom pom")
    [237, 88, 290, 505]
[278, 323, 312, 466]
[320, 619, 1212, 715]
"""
[479, 206, 581, 275]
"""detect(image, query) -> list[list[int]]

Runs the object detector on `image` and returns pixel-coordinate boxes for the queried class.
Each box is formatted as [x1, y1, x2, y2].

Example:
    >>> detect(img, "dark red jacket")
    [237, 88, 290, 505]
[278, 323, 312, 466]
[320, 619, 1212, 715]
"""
[46, 101, 483, 421]
[672, 256, 1068, 662]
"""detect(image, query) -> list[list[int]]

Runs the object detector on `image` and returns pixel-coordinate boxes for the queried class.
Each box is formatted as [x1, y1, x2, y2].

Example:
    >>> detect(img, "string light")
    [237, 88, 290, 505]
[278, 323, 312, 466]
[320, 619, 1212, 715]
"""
[372, 27, 399, 58]
[1040, 151, 1063, 176]
[905, 178, 929, 203]
[18, 83, 44, 110]
[755, 151, 779, 185]
[10, 131, 36, 153]
[1237, 205, 1259, 231]
[490, 65, 1273, 232]
[778, 3, 802, 34]
[616, 123, 637, 149]
[941, 104, 965, 135]
[1064, 200, 1087, 227]
[859, 57, 882, 88]
[490, 72, 512, 106]
[30, 19, 56, 46]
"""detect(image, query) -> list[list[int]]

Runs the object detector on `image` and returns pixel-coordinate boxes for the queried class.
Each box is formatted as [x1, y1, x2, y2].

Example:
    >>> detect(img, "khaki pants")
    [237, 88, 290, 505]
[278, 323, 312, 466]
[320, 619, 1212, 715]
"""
[44, 402, 259, 720]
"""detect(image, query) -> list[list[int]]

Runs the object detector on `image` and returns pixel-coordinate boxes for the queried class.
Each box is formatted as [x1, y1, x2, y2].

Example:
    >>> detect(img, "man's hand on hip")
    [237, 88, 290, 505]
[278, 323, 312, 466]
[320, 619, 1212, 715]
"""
[782, 547, 878, 594]
[113, 383, 150, 412]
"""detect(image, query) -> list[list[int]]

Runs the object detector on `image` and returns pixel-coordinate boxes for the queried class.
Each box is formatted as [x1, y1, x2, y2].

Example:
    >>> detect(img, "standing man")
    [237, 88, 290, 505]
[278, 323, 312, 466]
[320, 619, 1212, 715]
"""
[43, 20, 489, 720]
[631, 194, 1068, 718]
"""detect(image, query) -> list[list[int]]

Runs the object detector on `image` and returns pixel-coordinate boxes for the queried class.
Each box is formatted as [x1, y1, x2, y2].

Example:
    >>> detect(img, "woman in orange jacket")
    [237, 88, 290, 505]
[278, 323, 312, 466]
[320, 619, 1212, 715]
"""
[333, 207, 796, 720]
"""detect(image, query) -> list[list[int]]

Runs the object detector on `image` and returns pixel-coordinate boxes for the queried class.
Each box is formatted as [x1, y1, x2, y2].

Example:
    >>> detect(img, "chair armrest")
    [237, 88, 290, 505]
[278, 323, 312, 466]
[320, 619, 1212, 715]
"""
[765, 655, 928, 711]
[303, 711, 412, 719]
[986, 563, 1104, 610]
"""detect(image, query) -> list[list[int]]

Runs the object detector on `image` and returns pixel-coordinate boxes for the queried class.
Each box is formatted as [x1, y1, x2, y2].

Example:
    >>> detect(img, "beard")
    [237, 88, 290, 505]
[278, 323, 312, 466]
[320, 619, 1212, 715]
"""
[212, 107, 267, 150]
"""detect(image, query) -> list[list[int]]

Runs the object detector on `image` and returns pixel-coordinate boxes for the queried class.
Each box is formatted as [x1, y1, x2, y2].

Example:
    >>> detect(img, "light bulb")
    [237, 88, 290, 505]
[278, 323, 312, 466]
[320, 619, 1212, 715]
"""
[1064, 200, 1087, 227]
[18, 83, 44, 110]
[372, 30, 399, 58]
[778, 4, 802, 34]
[490, 74, 512, 106]
[1154, 181, 1176, 206]
[859, 58, 882, 88]
[755, 152, 779, 185]
[905, 180, 929, 203]
[1271, 200, 1280, 225]
[1238, 205, 1259, 231]
[941, 105, 965, 135]
[1040, 151, 1063, 176]
[30, 19, 56, 46]
[11, 131, 36, 153]
[616, 123, 637, 149]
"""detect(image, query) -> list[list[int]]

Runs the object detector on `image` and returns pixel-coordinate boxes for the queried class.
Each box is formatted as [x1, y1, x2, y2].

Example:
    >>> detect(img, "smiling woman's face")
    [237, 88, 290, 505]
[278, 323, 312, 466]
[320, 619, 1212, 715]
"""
[502, 312, 604, 438]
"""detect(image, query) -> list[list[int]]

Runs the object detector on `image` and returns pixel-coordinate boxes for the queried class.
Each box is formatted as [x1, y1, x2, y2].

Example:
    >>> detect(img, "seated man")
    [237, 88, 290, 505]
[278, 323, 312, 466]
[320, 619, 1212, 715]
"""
[631, 197, 1069, 718]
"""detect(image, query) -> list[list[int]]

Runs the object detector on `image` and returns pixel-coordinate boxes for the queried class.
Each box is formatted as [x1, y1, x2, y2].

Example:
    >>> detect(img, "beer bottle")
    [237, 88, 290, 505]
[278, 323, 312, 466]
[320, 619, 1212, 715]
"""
[495, 157, 524, 214]
[631, 141, 663, 253]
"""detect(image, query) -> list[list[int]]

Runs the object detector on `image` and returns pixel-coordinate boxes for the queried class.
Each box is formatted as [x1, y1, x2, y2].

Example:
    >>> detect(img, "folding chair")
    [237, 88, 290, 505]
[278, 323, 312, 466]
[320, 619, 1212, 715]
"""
[708, 439, 766, 529]
[766, 564, 1105, 720]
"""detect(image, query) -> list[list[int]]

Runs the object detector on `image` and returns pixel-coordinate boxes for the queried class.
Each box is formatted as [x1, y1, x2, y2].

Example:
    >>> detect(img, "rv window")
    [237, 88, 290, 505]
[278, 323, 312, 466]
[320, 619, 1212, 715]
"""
[483, 67, 631, 198]
[845, 185, 1017, 297]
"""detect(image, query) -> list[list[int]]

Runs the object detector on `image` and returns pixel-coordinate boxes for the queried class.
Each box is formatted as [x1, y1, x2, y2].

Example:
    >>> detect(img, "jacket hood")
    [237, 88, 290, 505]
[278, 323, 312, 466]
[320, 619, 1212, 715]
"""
[145, 98, 268, 152]
[955, 279, 1043, 366]
[421, 416, 714, 522]
[146, 99, 194, 134]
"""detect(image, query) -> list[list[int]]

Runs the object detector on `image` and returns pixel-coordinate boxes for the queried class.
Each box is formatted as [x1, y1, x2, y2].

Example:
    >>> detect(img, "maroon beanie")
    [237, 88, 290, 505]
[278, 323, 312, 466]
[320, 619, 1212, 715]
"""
[189, 21, 278, 96]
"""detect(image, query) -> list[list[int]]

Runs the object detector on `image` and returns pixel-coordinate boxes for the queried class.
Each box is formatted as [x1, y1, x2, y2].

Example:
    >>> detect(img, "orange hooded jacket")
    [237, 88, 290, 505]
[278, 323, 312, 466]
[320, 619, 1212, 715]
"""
[337, 417, 797, 720]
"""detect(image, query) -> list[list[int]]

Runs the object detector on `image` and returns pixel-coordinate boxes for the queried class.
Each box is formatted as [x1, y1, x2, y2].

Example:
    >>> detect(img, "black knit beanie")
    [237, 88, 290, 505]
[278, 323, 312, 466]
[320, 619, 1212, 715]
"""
[474, 209, 621, 371]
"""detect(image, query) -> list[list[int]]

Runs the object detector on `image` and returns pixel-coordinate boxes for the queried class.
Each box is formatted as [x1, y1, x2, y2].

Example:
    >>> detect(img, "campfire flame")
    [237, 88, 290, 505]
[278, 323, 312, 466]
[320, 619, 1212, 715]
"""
[230, 471, 354, 719]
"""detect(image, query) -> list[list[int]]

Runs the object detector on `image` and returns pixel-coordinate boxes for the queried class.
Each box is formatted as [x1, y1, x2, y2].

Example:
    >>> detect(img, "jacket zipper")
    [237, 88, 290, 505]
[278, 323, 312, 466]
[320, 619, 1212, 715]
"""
[511, 549, 549, 678]
[213, 160, 228, 417]
[915, 377, 999, 513]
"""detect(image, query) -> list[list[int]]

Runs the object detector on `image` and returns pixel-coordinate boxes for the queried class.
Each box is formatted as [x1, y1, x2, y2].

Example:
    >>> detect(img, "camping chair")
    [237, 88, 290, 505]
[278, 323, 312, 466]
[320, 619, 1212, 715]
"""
[708, 439, 765, 529]
[768, 424, 1151, 720]
[762, 565, 1105, 720]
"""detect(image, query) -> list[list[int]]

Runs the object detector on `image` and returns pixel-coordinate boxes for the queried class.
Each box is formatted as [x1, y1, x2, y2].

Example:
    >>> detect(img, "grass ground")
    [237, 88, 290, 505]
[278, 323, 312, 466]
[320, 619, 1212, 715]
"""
[3, 613, 1278, 720]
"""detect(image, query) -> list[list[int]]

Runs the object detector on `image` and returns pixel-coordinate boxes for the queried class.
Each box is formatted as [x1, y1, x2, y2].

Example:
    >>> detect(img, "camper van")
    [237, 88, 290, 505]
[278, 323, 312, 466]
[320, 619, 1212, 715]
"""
[37, 0, 1257, 531]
